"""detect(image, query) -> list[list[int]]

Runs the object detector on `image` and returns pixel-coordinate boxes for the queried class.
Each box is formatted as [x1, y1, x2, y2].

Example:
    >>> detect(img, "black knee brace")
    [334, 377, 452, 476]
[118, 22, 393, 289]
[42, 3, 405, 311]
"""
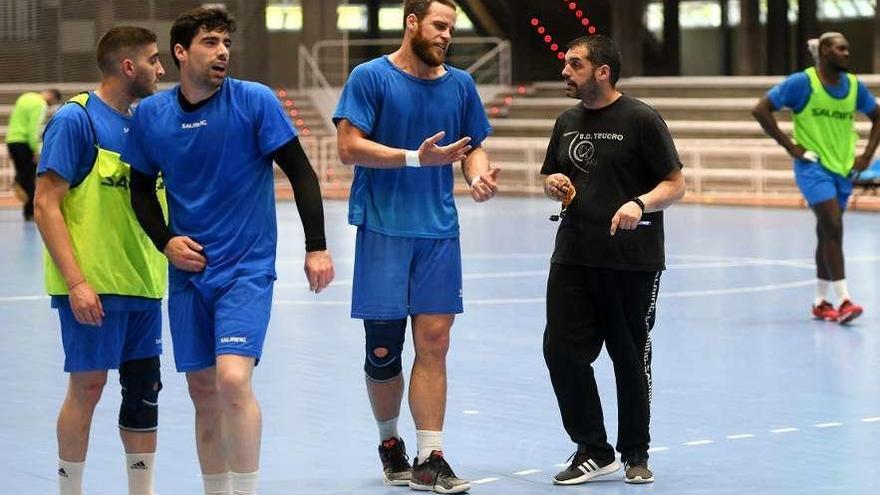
[118, 356, 162, 432]
[364, 319, 406, 382]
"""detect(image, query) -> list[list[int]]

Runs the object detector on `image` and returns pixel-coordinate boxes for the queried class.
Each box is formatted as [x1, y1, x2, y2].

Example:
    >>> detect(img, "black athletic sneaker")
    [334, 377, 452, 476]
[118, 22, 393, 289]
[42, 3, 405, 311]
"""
[552, 451, 621, 485]
[379, 437, 412, 486]
[624, 453, 654, 484]
[409, 451, 470, 494]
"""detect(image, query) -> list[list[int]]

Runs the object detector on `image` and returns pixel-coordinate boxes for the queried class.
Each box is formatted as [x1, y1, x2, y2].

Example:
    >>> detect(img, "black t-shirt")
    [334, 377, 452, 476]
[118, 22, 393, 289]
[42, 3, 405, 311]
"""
[541, 94, 682, 271]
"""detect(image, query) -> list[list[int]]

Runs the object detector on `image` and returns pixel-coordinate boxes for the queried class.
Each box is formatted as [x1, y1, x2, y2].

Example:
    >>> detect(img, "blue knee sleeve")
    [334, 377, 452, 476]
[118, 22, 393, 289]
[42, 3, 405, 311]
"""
[118, 357, 162, 432]
[364, 319, 406, 382]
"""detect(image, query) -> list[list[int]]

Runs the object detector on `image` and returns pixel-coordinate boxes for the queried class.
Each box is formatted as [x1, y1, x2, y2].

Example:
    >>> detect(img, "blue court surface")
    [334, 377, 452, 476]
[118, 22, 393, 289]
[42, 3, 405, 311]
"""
[1, 197, 878, 495]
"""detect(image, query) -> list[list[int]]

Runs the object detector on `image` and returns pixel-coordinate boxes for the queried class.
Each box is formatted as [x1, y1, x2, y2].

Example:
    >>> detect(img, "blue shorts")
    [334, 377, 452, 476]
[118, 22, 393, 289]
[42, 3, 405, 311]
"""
[59, 307, 162, 373]
[352, 228, 463, 319]
[794, 160, 853, 210]
[167, 274, 274, 372]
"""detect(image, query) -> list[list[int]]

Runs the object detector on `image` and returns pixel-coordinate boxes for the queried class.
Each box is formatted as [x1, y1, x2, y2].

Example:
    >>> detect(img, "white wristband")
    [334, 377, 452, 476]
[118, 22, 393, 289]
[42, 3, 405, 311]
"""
[405, 149, 421, 168]
[469, 175, 481, 188]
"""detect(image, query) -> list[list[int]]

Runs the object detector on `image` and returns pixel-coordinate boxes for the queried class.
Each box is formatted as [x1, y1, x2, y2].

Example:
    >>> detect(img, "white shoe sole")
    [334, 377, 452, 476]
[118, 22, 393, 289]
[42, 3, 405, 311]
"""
[384, 478, 411, 486]
[552, 459, 621, 485]
[408, 481, 471, 493]
[625, 474, 655, 484]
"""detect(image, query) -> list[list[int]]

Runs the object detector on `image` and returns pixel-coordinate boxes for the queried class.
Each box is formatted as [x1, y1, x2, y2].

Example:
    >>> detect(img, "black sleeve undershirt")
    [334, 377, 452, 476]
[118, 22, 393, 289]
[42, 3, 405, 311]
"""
[274, 137, 327, 252]
[129, 137, 327, 253]
[130, 169, 173, 252]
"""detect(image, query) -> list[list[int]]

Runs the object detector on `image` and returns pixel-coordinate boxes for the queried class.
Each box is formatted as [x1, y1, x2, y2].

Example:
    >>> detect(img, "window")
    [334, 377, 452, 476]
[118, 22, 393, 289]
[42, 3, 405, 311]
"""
[378, 5, 475, 32]
[338, 4, 368, 32]
[266, 2, 303, 32]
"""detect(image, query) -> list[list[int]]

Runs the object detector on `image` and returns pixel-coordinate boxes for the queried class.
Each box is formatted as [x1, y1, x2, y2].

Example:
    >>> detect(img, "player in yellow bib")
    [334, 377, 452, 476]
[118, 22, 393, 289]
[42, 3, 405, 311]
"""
[753, 32, 880, 324]
[34, 27, 167, 495]
[5, 88, 61, 219]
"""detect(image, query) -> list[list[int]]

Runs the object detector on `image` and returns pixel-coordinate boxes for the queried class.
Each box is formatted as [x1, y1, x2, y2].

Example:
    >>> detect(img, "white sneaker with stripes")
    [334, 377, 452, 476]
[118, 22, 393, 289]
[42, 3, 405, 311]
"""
[552, 452, 621, 485]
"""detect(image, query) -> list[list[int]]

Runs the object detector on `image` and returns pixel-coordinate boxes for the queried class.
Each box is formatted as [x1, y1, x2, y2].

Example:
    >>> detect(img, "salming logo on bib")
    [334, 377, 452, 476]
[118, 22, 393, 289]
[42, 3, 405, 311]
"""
[44, 93, 168, 298]
[793, 67, 858, 177]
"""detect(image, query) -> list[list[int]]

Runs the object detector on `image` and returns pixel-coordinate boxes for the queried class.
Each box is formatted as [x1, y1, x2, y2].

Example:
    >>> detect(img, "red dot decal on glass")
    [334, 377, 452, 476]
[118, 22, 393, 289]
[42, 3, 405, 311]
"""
[582, 18, 589, 26]
[568, 2, 576, 10]
[576, 10, 583, 18]
[588, 26, 596, 34]
[544, 35, 552, 43]
[530, 18, 539, 26]
[537, 26, 545, 34]
[557, 52, 565, 60]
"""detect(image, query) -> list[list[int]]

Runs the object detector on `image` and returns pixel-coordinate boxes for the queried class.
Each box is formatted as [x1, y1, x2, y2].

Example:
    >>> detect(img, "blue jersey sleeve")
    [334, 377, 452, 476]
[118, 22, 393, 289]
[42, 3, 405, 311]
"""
[460, 74, 492, 147]
[856, 80, 877, 115]
[250, 83, 297, 156]
[767, 72, 811, 113]
[122, 106, 159, 176]
[333, 63, 381, 135]
[37, 104, 94, 186]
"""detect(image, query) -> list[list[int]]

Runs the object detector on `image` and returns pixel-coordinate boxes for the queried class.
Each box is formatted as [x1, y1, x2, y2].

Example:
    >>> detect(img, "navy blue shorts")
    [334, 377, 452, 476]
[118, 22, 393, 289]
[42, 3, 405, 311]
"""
[59, 307, 162, 372]
[168, 274, 274, 372]
[352, 228, 463, 319]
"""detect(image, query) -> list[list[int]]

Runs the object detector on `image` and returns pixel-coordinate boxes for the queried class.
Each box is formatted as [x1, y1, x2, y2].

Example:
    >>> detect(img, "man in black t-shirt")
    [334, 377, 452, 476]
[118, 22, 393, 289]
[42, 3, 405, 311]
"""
[541, 35, 685, 486]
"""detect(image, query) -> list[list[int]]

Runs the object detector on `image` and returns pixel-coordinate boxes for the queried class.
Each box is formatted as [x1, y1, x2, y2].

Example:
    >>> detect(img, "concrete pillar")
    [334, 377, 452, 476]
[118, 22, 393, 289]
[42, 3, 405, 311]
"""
[611, 0, 645, 77]
[735, 0, 760, 75]
[766, 0, 789, 75]
[796, 0, 818, 69]
[662, 0, 680, 75]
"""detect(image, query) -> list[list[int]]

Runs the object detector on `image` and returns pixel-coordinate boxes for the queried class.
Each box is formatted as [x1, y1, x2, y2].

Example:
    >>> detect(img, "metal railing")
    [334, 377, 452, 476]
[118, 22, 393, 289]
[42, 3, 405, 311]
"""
[271, 136, 801, 199]
[301, 36, 512, 88]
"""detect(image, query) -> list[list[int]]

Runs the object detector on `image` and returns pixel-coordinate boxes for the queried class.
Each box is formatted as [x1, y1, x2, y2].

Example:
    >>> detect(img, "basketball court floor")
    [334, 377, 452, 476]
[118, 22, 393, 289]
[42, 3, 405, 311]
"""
[2, 196, 878, 494]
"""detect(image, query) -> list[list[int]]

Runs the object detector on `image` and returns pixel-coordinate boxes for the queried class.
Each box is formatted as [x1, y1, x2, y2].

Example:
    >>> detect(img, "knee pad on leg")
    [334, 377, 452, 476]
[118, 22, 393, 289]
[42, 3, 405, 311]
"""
[364, 319, 406, 382]
[118, 356, 162, 431]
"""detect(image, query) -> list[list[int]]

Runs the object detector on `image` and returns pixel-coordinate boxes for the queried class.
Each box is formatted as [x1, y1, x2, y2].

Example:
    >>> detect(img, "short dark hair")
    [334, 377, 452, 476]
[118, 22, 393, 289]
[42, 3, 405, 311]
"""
[45, 88, 62, 104]
[403, 0, 457, 26]
[568, 34, 622, 87]
[170, 7, 237, 69]
[96, 26, 158, 74]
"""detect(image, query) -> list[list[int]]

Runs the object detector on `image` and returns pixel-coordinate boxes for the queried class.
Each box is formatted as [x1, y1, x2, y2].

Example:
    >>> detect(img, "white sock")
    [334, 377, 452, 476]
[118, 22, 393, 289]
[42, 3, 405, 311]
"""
[377, 417, 400, 442]
[832, 279, 851, 305]
[203, 472, 233, 495]
[231, 470, 259, 495]
[416, 430, 442, 464]
[126, 453, 156, 495]
[58, 459, 85, 495]
[815, 279, 831, 305]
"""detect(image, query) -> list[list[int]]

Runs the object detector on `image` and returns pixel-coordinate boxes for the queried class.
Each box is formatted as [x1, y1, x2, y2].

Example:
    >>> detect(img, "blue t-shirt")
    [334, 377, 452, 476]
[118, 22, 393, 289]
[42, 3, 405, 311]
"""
[38, 92, 158, 311]
[333, 56, 492, 238]
[767, 71, 877, 115]
[122, 78, 296, 290]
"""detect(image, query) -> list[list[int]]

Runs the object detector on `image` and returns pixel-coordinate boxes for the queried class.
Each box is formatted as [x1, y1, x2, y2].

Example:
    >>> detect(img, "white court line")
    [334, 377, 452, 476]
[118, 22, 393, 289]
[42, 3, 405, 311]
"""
[770, 427, 799, 433]
[861, 417, 880, 423]
[647, 446, 669, 453]
[815, 422, 843, 428]
[554, 462, 569, 467]
[0, 277, 822, 305]
[513, 469, 542, 476]
[0, 295, 48, 302]
[726, 434, 755, 440]
[682, 440, 713, 446]
[472, 478, 499, 484]
[462, 410, 480, 415]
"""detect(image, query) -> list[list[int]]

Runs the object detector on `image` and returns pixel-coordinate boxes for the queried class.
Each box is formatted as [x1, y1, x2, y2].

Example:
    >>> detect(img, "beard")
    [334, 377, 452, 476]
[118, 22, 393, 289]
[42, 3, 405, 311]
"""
[132, 72, 157, 99]
[577, 76, 600, 105]
[411, 29, 446, 67]
[828, 59, 848, 73]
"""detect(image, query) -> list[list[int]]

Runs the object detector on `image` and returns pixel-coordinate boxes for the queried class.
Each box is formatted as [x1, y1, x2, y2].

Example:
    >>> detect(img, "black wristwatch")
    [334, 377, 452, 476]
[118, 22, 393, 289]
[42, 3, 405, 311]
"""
[630, 197, 645, 212]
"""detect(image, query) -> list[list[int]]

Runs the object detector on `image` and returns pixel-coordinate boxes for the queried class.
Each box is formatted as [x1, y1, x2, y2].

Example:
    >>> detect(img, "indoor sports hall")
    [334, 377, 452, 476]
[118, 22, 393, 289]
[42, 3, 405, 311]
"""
[1, 1, 879, 494]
